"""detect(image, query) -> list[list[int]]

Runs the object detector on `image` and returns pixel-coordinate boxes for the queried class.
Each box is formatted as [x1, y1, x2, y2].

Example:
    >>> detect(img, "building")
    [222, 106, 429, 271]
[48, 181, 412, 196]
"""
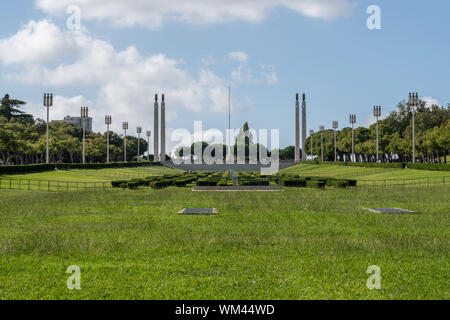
[53, 116, 93, 131]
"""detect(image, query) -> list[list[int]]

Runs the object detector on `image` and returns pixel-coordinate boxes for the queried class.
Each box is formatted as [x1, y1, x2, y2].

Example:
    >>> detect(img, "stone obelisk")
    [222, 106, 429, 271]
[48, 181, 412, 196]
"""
[302, 93, 307, 161]
[154, 94, 159, 162]
[160, 94, 166, 162]
[295, 93, 300, 163]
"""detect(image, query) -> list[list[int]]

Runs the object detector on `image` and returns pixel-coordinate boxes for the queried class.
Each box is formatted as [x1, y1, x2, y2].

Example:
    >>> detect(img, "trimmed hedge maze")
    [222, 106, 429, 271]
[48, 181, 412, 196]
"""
[111, 171, 358, 190]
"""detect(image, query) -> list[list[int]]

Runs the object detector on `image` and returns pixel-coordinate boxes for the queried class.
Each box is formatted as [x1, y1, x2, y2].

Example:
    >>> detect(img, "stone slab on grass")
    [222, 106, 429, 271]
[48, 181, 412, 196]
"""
[365, 208, 416, 214]
[178, 208, 218, 215]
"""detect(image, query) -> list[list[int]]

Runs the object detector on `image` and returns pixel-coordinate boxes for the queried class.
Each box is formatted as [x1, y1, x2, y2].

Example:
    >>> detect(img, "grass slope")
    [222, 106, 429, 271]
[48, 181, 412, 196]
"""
[281, 164, 450, 180]
[0, 186, 448, 300]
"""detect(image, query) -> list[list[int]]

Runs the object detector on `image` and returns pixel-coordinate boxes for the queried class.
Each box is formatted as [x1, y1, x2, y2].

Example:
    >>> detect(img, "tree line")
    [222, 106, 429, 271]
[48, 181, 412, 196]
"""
[0, 95, 148, 165]
[304, 101, 449, 163]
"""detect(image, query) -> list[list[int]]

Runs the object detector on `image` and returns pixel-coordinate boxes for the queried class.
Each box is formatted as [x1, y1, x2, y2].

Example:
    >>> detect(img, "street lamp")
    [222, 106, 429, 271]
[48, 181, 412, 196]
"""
[81, 107, 88, 164]
[146, 130, 152, 162]
[123, 122, 128, 162]
[43, 93, 53, 164]
[408, 93, 419, 163]
[137, 127, 142, 163]
[332, 121, 339, 162]
[373, 106, 381, 162]
[319, 125, 325, 162]
[105, 115, 112, 164]
[309, 130, 314, 160]
[350, 114, 356, 162]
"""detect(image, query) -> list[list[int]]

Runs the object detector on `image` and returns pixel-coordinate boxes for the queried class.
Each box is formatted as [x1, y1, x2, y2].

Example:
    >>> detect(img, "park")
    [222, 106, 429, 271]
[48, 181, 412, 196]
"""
[0, 1, 449, 304]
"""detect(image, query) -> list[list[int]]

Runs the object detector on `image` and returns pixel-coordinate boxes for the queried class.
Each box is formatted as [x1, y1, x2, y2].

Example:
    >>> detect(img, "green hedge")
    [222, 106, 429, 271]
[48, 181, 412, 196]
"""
[406, 163, 450, 171]
[0, 162, 163, 174]
[282, 178, 306, 188]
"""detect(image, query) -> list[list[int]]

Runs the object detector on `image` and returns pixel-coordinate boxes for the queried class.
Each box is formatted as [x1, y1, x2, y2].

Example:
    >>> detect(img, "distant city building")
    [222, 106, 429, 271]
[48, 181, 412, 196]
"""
[53, 116, 93, 131]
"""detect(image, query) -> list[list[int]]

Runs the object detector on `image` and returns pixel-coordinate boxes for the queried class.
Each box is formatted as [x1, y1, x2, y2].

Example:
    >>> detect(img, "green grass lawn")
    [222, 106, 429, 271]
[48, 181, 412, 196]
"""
[0, 186, 448, 300]
[0, 166, 183, 182]
[281, 164, 450, 184]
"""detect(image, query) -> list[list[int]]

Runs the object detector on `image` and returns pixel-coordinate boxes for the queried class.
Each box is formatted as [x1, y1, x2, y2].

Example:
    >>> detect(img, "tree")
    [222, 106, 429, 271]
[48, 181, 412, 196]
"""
[0, 94, 32, 122]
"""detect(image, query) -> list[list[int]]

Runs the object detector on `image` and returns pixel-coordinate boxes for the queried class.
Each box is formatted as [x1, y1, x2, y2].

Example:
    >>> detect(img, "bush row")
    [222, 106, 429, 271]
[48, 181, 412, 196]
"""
[0, 162, 162, 174]
[301, 161, 450, 171]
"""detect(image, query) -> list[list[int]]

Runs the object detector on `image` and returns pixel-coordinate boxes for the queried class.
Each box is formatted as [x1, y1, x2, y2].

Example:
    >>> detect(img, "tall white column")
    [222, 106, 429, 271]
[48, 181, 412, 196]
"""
[295, 94, 300, 163]
[302, 93, 307, 161]
[154, 94, 159, 162]
[160, 94, 166, 162]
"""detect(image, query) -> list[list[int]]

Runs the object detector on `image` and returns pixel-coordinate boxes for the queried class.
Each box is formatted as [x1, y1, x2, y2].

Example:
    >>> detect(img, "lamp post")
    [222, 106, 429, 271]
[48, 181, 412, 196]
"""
[146, 130, 152, 162]
[105, 115, 112, 164]
[43, 93, 53, 164]
[350, 114, 356, 162]
[309, 130, 314, 160]
[332, 121, 338, 162]
[123, 122, 128, 162]
[373, 106, 381, 162]
[319, 125, 325, 162]
[81, 107, 88, 164]
[408, 93, 419, 163]
[137, 127, 142, 163]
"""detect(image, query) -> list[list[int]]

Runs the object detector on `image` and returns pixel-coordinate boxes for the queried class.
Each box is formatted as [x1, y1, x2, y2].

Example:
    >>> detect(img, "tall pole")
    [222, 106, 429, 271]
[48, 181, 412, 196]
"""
[319, 126, 324, 162]
[409, 93, 418, 163]
[154, 94, 159, 163]
[43, 93, 53, 164]
[373, 106, 381, 163]
[227, 87, 233, 163]
[160, 94, 166, 162]
[332, 121, 338, 162]
[81, 107, 88, 164]
[350, 114, 356, 162]
[295, 94, 300, 163]
[123, 122, 128, 162]
[147, 130, 151, 162]
[302, 93, 307, 161]
[105, 115, 111, 164]
[137, 127, 142, 163]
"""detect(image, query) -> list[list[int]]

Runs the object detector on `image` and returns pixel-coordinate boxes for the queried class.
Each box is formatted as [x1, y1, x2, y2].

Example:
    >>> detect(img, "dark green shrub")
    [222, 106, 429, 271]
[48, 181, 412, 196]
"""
[406, 163, 450, 171]
[347, 179, 358, 187]
[197, 178, 219, 186]
[282, 179, 306, 188]
[127, 181, 139, 190]
[307, 180, 326, 189]
[111, 180, 128, 188]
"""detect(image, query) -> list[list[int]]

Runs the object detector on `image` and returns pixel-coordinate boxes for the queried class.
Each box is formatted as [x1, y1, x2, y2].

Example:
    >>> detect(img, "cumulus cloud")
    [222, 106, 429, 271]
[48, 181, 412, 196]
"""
[422, 96, 440, 108]
[35, 0, 355, 28]
[0, 20, 82, 65]
[261, 65, 279, 85]
[1, 20, 233, 133]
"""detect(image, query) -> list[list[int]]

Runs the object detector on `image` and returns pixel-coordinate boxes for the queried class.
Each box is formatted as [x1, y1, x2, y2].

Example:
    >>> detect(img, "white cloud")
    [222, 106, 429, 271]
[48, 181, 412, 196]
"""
[261, 65, 279, 85]
[35, 0, 355, 29]
[422, 96, 440, 108]
[0, 20, 82, 65]
[1, 20, 234, 134]
[228, 51, 248, 63]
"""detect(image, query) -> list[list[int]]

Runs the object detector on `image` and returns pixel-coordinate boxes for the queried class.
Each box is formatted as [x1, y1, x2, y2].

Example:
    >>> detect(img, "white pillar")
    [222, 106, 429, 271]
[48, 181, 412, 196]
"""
[154, 94, 159, 162]
[302, 93, 307, 161]
[160, 94, 166, 162]
[295, 94, 300, 163]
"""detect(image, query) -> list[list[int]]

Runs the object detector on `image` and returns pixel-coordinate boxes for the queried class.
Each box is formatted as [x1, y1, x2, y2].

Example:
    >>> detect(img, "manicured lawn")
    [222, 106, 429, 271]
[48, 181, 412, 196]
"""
[0, 186, 448, 300]
[281, 164, 450, 184]
[0, 166, 183, 182]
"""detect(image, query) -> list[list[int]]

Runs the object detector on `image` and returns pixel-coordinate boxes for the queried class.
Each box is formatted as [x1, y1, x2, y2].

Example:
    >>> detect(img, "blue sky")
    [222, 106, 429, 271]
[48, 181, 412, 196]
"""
[0, 0, 449, 152]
